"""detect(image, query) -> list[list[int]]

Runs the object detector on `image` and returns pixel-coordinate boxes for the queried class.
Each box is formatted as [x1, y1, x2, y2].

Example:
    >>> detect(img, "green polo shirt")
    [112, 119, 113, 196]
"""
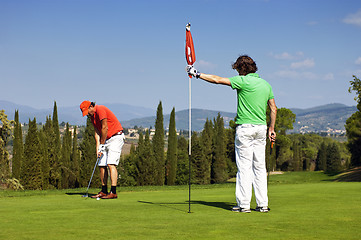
[229, 73, 274, 125]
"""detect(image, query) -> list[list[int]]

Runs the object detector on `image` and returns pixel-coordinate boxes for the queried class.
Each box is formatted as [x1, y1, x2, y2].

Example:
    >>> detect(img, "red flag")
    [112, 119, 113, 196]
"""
[185, 23, 196, 67]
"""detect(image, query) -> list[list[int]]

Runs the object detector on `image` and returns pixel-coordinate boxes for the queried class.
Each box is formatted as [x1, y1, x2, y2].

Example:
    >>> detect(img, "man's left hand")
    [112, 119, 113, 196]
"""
[186, 65, 201, 78]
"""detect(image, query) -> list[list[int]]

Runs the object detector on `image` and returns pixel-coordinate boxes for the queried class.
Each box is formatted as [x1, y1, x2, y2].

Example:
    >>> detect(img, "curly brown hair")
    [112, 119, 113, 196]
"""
[232, 55, 258, 76]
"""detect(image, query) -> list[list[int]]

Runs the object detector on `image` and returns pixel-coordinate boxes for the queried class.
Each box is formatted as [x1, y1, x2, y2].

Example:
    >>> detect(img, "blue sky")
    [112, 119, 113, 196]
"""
[1, 0, 361, 114]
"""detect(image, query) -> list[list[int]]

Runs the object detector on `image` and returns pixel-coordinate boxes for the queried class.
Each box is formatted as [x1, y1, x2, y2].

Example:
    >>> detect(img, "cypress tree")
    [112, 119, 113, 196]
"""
[326, 143, 342, 174]
[200, 118, 213, 184]
[175, 136, 189, 185]
[316, 141, 327, 171]
[153, 101, 165, 185]
[136, 131, 156, 185]
[225, 119, 237, 178]
[290, 139, 301, 171]
[191, 132, 207, 184]
[212, 114, 227, 183]
[43, 115, 59, 188]
[60, 123, 72, 189]
[38, 128, 50, 189]
[52, 101, 61, 188]
[12, 110, 23, 180]
[79, 118, 97, 187]
[22, 118, 43, 189]
[166, 108, 177, 185]
[71, 126, 80, 188]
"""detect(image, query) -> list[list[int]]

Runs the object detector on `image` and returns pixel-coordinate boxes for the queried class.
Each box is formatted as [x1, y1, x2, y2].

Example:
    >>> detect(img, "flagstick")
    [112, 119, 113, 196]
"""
[188, 76, 192, 213]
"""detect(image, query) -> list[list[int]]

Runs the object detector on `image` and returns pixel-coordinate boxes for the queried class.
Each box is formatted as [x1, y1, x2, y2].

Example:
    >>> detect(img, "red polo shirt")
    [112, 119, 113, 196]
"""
[91, 105, 123, 139]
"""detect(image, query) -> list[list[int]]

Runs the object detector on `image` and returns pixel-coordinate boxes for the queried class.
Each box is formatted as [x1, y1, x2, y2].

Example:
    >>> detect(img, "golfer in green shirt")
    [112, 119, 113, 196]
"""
[187, 55, 277, 213]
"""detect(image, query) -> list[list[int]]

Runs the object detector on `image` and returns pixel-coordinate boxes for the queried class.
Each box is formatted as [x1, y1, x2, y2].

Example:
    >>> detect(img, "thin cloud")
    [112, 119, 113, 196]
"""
[307, 21, 318, 26]
[272, 70, 317, 80]
[290, 58, 315, 69]
[270, 51, 304, 60]
[323, 73, 334, 81]
[343, 9, 361, 27]
[196, 60, 217, 69]
[355, 57, 361, 65]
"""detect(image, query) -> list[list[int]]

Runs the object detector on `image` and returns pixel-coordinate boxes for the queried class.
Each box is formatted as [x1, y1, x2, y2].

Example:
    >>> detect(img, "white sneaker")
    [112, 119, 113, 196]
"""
[255, 206, 270, 213]
[232, 206, 251, 213]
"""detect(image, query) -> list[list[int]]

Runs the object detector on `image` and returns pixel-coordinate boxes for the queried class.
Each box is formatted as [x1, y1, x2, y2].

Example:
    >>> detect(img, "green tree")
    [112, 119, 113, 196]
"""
[211, 114, 227, 183]
[79, 118, 98, 187]
[166, 108, 177, 185]
[275, 108, 296, 135]
[153, 101, 165, 185]
[38, 128, 50, 189]
[52, 102, 61, 188]
[273, 108, 296, 171]
[200, 118, 213, 184]
[346, 75, 361, 166]
[225, 119, 237, 178]
[137, 131, 156, 185]
[326, 143, 342, 174]
[60, 123, 73, 189]
[175, 136, 189, 185]
[118, 144, 138, 186]
[70, 126, 80, 188]
[43, 116, 59, 188]
[316, 141, 327, 171]
[275, 135, 293, 171]
[22, 118, 43, 189]
[0, 110, 12, 180]
[12, 110, 23, 180]
[191, 132, 207, 184]
[290, 139, 301, 171]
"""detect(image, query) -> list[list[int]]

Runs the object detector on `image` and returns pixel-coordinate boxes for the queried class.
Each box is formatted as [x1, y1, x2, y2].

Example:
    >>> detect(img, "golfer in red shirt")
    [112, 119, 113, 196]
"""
[80, 101, 125, 199]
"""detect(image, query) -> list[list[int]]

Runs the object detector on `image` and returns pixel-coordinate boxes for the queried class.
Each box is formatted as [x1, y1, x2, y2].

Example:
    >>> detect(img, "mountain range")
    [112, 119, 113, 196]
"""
[0, 100, 155, 126]
[289, 103, 357, 133]
[0, 100, 357, 133]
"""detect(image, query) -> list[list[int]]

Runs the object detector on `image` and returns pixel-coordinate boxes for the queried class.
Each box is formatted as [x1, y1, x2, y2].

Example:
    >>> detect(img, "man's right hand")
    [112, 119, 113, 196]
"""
[269, 131, 276, 143]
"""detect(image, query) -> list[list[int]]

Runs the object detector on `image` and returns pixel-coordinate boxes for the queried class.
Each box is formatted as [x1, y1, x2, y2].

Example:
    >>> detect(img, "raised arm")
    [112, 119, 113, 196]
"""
[198, 73, 231, 86]
[186, 65, 231, 86]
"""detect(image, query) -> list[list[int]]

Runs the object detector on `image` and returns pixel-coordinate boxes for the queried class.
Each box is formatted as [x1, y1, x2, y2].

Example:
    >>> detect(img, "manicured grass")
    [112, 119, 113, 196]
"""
[0, 172, 360, 240]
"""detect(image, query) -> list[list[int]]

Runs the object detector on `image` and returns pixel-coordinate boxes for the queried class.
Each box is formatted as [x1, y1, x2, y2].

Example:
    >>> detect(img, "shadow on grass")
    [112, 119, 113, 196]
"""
[334, 167, 361, 182]
[65, 192, 97, 198]
[138, 200, 188, 213]
[191, 200, 234, 211]
[138, 200, 234, 212]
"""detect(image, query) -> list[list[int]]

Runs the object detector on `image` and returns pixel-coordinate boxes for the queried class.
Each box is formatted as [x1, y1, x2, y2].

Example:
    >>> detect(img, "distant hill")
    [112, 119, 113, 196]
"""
[0, 100, 155, 125]
[289, 103, 357, 134]
[122, 109, 237, 132]
[1, 100, 357, 133]
[123, 103, 357, 133]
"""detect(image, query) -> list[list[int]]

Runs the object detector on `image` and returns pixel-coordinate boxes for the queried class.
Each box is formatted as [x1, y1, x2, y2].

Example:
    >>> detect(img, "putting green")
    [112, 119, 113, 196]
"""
[0, 172, 360, 239]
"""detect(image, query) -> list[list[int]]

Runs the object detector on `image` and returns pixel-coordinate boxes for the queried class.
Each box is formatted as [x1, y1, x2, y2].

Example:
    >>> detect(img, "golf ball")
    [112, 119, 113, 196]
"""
[96, 197, 100, 200]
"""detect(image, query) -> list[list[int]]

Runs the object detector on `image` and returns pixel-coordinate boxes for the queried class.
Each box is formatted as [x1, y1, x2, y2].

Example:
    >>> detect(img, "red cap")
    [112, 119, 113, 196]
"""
[80, 101, 91, 117]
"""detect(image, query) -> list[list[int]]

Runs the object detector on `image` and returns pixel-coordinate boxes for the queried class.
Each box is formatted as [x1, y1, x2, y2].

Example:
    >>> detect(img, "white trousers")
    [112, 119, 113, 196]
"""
[235, 124, 268, 209]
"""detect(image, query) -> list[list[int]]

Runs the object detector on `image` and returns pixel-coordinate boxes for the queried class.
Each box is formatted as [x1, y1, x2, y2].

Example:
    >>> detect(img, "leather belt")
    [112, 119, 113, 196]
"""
[111, 130, 123, 138]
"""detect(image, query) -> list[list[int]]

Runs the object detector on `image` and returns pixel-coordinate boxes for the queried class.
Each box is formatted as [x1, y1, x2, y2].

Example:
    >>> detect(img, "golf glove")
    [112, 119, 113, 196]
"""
[98, 144, 106, 153]
[186, 65, 201, 78]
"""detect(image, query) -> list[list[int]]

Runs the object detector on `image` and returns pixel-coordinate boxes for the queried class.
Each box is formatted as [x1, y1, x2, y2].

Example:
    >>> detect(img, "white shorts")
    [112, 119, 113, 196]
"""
[98, 133, 125, 167]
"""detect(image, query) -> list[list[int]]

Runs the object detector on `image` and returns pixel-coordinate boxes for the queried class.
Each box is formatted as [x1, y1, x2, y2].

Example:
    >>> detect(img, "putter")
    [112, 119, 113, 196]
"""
[82, 154, 103, 198]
